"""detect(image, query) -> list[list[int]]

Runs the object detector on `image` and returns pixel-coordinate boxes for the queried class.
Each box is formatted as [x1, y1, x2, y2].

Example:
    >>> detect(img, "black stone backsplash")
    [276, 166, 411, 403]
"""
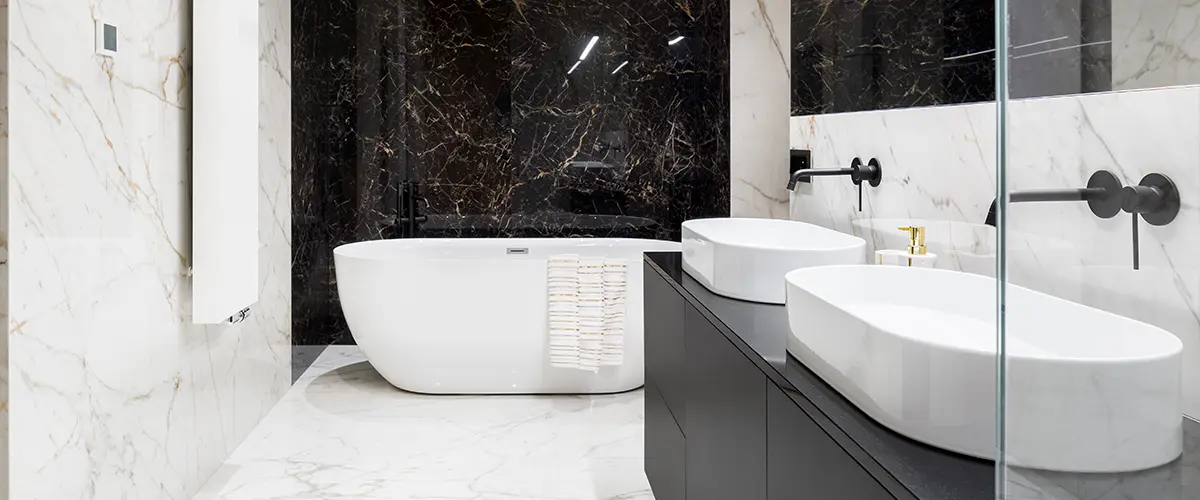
[792, 0, 1113, 115]
[293, 0, 730, 346]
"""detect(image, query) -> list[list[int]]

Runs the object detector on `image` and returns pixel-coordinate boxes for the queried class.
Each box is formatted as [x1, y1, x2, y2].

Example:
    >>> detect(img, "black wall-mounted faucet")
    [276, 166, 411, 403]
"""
[787, 155, 883, 211]
[984, 170, 1181, 270]
[984, 170, 1123, 226]
[787, 166, 855, 188]
[390, 180, 430, 238]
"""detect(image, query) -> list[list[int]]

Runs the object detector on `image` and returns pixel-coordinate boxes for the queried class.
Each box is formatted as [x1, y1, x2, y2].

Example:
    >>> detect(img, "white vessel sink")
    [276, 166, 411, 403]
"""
[682, 218, 865, 304]
[785, 265, 1182, 473]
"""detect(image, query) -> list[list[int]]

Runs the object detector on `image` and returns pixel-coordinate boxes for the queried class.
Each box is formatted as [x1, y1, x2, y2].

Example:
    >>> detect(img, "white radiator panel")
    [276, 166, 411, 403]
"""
[192, 0, 259, 324]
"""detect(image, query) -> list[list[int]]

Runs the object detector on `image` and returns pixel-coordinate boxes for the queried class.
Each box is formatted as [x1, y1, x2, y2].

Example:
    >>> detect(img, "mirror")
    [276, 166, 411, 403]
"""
[792, 0, 1200, 115]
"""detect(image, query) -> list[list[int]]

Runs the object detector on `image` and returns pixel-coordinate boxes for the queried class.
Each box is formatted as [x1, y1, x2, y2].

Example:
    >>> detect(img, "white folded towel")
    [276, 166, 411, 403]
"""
[548, 254, 583, 369]
[548, 254, 629, 371]
[599, 258, 628, 366]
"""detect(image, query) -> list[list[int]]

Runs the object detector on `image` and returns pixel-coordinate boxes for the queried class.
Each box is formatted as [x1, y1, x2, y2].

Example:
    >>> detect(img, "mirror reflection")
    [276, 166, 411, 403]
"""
[792, 0, 1200, 114]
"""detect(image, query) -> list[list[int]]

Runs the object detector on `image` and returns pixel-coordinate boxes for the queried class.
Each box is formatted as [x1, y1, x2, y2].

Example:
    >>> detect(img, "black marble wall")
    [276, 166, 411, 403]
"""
[293, 0, 730, 346]
[792, 0, 1112, 115]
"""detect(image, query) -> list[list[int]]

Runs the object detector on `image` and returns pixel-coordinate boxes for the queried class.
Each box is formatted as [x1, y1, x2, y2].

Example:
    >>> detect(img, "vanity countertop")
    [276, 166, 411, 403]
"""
[644, 251, 1200, 500]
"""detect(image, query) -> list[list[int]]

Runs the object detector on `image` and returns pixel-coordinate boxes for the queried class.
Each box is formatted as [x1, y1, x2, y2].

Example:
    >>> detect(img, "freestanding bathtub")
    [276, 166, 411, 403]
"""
[334, 238, 680, 394]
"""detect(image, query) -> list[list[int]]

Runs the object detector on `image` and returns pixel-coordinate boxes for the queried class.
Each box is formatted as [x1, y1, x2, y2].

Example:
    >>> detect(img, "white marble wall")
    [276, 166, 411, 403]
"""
[1113, 0, 1200, 90]
[5, 0, 290, 499]
[782, 86, 1200, 420]
[729, 0, 791, 219]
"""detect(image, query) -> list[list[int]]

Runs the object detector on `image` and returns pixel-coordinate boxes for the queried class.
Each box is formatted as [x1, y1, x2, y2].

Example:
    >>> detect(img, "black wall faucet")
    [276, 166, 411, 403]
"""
[984, 169, 1180, 270]
[984, 170, 1123, 226]
[787, 166, 855, 188]
[787, 156, 883, 212]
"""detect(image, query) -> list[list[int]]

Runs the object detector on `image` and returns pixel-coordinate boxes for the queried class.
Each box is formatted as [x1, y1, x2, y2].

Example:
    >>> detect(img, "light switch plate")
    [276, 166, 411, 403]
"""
[95, 21, 117, 57]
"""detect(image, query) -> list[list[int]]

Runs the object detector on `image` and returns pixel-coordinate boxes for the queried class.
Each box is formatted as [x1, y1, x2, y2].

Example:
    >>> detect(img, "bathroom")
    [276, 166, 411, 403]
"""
[0, 0, 1198, 499]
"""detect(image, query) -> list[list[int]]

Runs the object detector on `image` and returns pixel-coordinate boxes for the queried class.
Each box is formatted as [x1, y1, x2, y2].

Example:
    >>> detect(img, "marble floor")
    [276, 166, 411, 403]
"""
[192, 346, 654, 500]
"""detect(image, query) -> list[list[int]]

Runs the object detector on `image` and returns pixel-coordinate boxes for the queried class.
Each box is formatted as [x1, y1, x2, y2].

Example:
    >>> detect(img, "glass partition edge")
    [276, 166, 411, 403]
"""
[995, 0, 1009, 497]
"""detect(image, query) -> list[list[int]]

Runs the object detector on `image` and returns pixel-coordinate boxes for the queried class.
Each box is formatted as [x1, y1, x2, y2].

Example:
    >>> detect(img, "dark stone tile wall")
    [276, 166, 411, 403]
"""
[792, 0, 1112, 115]
[293, 0, 730, 347]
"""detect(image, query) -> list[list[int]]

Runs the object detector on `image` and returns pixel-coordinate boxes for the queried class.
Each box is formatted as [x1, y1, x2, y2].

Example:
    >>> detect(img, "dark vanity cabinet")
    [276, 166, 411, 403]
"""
[684, 303, 767, 500]
[644, 257, 898, 500]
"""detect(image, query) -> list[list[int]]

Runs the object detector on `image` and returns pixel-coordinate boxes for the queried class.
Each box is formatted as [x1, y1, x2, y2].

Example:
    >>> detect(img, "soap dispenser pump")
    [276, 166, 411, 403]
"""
[900, 226, 926, 255]
[876, 226, 938, 268]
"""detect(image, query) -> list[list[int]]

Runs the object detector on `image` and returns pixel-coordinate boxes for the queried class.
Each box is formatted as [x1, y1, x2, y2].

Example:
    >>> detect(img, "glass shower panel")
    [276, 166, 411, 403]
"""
[998, 0, 1200, 498]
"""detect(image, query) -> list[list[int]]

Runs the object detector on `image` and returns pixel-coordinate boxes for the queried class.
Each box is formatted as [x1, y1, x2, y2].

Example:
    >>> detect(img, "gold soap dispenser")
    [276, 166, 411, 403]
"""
[875, 225, 938, 268]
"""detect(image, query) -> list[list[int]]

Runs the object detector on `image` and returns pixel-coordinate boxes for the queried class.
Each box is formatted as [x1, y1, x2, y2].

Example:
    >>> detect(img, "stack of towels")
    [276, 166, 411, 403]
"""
[547, 254, 629, 371]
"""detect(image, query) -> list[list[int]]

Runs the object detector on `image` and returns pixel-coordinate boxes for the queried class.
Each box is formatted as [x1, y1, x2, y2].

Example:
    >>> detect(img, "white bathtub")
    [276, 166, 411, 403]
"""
[334, 238, 680, 394]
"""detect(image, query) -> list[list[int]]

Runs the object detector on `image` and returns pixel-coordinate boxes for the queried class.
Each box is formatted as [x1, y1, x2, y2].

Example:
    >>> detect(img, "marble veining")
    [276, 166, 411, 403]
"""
[6, 0, 291, 498]
[730, 0, 791, 219]
[293, 0, 730, 345]
[192, 346, 652, 500]
[1113, 0, 1200, 90]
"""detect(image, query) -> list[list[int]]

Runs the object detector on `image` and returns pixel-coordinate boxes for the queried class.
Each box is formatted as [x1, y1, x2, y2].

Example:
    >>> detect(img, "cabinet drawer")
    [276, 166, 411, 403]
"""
[646, 379, 686, 500]
[685, 303, 767, 500]
[644, 261, 687, 429]
[768, 384, 894, 500]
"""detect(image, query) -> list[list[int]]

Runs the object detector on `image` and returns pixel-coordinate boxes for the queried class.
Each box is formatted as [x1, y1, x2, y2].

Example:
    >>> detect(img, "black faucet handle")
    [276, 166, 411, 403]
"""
[1121, 185, 1165, 213]
[1121, 173, 1179, 226]
[850, 158, 883, 187]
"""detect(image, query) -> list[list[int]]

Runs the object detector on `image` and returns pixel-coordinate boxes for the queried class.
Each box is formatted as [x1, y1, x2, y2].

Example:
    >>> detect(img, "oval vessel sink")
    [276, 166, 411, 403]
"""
[785, 265, 1182, 473]
[682, 218, 865, 304]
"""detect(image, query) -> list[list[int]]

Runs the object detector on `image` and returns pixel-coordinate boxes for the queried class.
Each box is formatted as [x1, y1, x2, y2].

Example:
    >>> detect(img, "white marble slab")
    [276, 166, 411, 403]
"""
[191, 346, 653, 500]
[730, 0, 791, 219]
[1113, 0, 1200, 90]
[5, 0, 291, 498]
